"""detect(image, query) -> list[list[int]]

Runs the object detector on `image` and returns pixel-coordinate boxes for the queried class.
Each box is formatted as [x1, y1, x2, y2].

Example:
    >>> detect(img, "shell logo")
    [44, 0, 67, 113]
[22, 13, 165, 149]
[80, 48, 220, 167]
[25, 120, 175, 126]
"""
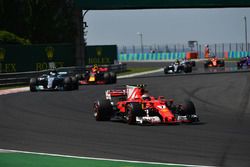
[0, 48, 5, 62]
[45, 47, 54, 61]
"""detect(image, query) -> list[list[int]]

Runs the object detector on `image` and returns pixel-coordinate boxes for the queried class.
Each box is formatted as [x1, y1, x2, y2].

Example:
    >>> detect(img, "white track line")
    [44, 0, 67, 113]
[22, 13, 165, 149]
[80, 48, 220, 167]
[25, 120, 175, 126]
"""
[117, 68, 163, 79]
[0, 148, 216, 167]
[0, 87, 29, 95]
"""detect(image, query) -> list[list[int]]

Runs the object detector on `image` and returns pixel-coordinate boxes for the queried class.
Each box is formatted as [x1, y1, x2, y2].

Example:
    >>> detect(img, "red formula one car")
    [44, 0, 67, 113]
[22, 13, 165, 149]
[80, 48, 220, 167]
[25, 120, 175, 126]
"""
[204, 57, 225, 68]
[76, 65, 117, 85]
[93, 85, 199, 125]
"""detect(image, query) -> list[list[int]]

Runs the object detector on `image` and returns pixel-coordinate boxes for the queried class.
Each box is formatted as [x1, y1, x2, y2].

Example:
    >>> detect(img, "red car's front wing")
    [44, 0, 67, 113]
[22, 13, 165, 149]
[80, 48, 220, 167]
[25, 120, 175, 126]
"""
[135, 115, 198, 125]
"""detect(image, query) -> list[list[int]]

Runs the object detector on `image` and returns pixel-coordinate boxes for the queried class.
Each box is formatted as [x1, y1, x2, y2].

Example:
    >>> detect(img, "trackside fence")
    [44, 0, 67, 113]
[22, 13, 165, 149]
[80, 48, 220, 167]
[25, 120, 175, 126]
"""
[118, 43, 250, 60]
[118, 52, 186, 61]
[225, 51, 250, 59]
[118, 51, 250, 61]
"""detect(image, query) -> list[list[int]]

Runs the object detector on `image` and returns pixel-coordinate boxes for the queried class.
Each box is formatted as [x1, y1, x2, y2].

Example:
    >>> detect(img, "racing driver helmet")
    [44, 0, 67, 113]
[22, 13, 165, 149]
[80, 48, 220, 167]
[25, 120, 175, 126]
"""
[142, 94, 151, 101]
[92, 64, 99, 72]
[49, 69, 57, 76]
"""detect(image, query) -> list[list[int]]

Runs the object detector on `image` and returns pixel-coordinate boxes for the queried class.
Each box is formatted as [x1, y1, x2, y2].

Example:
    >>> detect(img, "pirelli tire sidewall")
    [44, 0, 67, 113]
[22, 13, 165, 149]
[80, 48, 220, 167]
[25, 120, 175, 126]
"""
[183, 64, 192, 73]
[71, 76, 79, 90]
[30, 78, 37, 92]
[109, 72, 117, 84]
[103, 72, 113, 83]
[63, 77, 72, 91]
[94, 99, 113, 121]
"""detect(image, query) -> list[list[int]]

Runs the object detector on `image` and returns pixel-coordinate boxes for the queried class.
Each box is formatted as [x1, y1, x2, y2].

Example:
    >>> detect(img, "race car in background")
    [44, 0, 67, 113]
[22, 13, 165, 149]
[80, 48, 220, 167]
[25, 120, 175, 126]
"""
[204, 56, 225, 68]
[29, 70, 79, 91]
[93, 85, 199, 125]
[237, 56, 250, 69]
[76, 65, 117, 85]
[164, 59, 195, 74]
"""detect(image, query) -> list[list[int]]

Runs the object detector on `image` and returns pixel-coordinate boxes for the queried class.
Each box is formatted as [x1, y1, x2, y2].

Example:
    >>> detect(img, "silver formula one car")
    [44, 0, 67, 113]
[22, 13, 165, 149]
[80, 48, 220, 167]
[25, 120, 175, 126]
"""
[164, 59, 194, 74]
[29, 70, 79, 91]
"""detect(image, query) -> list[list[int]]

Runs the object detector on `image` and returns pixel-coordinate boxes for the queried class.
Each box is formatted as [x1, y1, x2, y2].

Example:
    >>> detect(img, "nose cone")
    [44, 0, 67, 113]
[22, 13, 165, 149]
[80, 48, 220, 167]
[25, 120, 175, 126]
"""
[158, 108, 175, 123]
[167, 116, 176, 122]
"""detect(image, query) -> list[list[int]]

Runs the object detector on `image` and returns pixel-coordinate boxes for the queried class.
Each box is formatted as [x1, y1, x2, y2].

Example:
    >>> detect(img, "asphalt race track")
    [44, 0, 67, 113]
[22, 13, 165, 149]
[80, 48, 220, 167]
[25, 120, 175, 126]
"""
[1, 69, 250, 166]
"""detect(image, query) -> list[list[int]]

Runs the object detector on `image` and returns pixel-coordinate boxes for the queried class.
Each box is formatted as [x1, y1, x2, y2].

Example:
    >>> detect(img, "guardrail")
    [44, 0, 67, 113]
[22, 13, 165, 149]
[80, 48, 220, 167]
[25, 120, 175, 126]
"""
[0, 63, 127, 86]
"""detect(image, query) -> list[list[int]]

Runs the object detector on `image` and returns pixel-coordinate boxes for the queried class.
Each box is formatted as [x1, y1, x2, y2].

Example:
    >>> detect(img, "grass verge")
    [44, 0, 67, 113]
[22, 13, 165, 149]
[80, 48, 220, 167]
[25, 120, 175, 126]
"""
[0, 152, 186, 167]
[224, 58, 240, 62]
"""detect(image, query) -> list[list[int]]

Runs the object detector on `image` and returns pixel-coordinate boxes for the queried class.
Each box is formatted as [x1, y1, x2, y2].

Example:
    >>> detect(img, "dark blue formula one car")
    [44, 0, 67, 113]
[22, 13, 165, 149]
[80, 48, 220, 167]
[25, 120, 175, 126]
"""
[237, 56, 250, 69]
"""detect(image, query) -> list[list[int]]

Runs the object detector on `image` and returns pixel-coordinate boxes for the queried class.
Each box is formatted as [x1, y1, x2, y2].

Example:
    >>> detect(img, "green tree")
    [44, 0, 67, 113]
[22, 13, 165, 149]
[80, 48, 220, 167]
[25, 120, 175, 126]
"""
[0, 0, 76, 43]
[0, 30, 31, 44]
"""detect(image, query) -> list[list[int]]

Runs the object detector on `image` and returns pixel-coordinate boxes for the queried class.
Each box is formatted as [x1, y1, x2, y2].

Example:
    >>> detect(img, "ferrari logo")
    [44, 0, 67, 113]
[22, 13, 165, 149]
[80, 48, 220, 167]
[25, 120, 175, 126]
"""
[0, 48, 5, 62]
[45, 47, 54, 61]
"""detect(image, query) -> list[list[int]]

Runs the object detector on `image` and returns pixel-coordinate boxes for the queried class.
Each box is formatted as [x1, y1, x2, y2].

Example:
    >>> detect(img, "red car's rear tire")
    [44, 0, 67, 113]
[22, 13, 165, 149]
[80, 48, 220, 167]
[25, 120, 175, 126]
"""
[93, 99, 113, 121]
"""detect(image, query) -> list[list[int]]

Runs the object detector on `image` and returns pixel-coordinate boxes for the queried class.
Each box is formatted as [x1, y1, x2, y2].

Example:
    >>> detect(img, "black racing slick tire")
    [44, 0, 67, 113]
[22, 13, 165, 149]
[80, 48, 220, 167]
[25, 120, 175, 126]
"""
[204, 62, 209, 68]
[182, 100, 199, 122]
[63, 77, 72, 91]
[30, 78, 37, 92]
[191, 61, 196, 67]
[182, 100, 196, 115]
[237, 62, 242, 69]
[75, 74, 81, 80]
[109, 72, 117, 84]
[184, 65, 192, 73]
[71, 76, 79, 90]
[103, 72, 110, 83]
[188, 67, 192, 73]
[93, 99, 113, 121]
[126, 102, 143, 125]
[218, 60, 225, 67]
[164, 67, 168, 74]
